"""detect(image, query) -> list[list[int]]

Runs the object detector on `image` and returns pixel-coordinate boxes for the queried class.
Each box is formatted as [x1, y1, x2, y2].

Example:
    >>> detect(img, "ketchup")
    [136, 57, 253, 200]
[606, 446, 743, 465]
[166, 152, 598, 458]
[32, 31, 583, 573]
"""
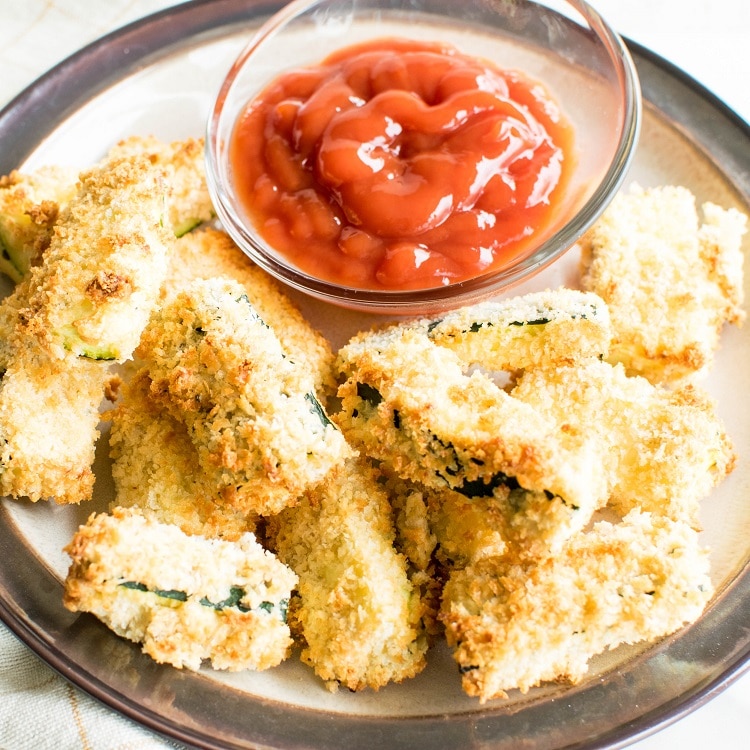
[229, 38, 574, 290]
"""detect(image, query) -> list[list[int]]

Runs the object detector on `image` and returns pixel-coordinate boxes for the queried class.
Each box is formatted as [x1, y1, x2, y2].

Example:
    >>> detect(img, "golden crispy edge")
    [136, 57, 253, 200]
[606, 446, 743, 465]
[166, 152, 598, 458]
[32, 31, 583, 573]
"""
[269, 458, 428, 691]
[441, 511, 713, 701]
[63, 507, 296, 672]
[165, 227, 337, 396]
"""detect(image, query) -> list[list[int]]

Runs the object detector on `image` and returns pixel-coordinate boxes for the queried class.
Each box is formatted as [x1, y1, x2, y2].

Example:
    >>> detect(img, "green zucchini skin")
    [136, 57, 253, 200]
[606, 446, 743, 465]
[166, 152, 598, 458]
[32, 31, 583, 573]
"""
[424, 289, 611, 371]
[120, 581, 290, 621]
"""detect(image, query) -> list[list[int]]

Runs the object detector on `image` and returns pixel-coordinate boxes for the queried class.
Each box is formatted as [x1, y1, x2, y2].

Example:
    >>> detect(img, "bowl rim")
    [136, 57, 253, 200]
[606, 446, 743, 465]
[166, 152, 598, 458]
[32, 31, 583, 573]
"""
[205, 0, 642, 313]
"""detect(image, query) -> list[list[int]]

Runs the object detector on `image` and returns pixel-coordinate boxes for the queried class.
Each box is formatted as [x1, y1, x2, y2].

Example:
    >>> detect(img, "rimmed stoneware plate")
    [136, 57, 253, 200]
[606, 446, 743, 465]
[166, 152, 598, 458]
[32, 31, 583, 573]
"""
[0, 2, 748, 749]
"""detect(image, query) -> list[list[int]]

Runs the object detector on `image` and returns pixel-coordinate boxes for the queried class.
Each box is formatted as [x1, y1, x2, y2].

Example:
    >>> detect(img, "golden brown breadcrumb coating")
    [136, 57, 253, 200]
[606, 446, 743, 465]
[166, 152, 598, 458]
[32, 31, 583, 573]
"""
[136, 277, 351, 516]
[109, 369, 257, 539]
[441, 510, 713, 702]
[164, 227, 336, 396]
[0, 154, 173, 503]
[0, 275, 32, 373]
[106, 135, 215, 236]
[0, 134, 734, 700]
[580, 184, 747, 384]
[22, 153, 173, 361]
[0, 338, 109, 503]
[270, 458, 428, 691]
[388, 467, 581, 568]
[511, 358, 735, 528]
[374, 469, 445, 641]
[64, 507, 297, 672]
[336, 323, 610, 551]
[423, 288, 611, 370]
[0, 165, 77, 282]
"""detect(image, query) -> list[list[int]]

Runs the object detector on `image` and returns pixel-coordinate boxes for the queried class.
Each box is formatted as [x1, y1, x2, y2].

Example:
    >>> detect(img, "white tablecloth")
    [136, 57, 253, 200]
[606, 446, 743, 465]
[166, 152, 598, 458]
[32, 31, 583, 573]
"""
[0, 1, 748, 748]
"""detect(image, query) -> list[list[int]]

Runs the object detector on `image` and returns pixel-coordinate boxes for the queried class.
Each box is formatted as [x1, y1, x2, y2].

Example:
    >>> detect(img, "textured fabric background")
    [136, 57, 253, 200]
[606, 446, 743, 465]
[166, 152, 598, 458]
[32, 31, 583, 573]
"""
[0, 625, 179, 748]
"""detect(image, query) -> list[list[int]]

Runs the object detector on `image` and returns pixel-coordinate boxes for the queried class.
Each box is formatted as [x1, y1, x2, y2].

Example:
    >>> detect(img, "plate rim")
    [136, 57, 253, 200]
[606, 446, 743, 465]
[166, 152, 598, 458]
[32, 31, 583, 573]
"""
[0, 2, 749, 749]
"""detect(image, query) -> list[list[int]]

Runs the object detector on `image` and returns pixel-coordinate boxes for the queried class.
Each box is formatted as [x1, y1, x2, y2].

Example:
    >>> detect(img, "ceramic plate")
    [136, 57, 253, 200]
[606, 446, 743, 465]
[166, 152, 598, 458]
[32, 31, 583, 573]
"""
[0, 2, 748, 748]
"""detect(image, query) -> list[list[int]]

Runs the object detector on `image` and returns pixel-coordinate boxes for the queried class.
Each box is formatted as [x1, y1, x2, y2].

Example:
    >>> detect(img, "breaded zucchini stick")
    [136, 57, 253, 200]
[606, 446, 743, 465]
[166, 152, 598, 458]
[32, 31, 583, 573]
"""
[388, 468, 590, 573]
[0, 166, 77, 282]
[165, 227, 336, 396]
[0, 340, 111, 503]
[511, 358, 735, 527]
[137, 277, 351, 516]
[336, 326, 609, 543]
[107, 135, 214, 237]
[580, 184, 746, 384]
[64, 508, 297, 671]
[0, 154, 173, 502]
[383, 469, 511, 568]
[109, 370, 257, 539]
[441, 510, 713, 701]
[424, 288, 611, 370]
[270, 458, 428, 691]
[21, 154, 173, 361]
[375, 470, 444, 641]
[0, 333, 99, 503]
[381, 472, 438, 575]
[427, 488, 509, 565]
[0, 136, 213, 287]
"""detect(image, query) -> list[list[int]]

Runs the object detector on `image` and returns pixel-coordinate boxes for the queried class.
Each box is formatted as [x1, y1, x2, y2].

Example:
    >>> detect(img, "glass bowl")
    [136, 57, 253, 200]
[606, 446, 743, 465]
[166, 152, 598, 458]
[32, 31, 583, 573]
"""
[206, 0, 641, 314]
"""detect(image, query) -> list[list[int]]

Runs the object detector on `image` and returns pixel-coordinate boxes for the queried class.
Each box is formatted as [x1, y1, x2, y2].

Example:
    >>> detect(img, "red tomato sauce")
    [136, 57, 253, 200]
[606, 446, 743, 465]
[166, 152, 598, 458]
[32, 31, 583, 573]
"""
[229, 38, 574, 290]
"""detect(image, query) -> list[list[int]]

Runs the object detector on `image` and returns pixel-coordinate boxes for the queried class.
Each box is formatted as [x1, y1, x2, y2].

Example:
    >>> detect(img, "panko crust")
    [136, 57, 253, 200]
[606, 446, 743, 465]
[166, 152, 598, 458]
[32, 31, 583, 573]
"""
[0, 165, 77, 282]
[0, 275, 33, 372]
[109, 369, 258, 539]
[64, 507, 296, 672]
[441, 511, 713, 702]
[336, 321, 611, 549]
[0, 154, 174, 503]
[511, 358, 736, 528]
[580, 184, 746, 384]
[0, 138, 737, 702]
[165, 227, 336, 396]
[270, 458, 427, 691]
[0, 344, 109, 503]
[424, 288, 612, 370]
[21, 153, 173, 362]
[137, 277, 351, 516]
[107, 135, 215, 236]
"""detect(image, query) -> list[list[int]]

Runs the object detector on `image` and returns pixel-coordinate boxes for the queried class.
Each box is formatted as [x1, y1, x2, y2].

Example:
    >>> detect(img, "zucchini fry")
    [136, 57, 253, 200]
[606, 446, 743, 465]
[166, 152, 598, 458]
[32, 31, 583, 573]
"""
[22, 154, 173, 361]
[137, 277, 351, 516]
[376, 470, 444, 641]
[0, 154, 174, 502]
[426, 488, 510, 565]
[511, 358, 736, 527]
[383, 469, 510, 568]
[0, 135, 213, 287]
[424, 288, 611, 370]
[0, 338, 110, 503]
[109, 370, 257, 540]
[387, 468, 589, 575]
[63, 507, 297, 672]
[270, 458, 428, 691]
[441, 510, 713, 702]
[580, 184, 746, 384]
[107, 135, 214, 237]
[0, 166, 77, 282]
[164, 227, 336, 396]
[336, 326, 609, 546]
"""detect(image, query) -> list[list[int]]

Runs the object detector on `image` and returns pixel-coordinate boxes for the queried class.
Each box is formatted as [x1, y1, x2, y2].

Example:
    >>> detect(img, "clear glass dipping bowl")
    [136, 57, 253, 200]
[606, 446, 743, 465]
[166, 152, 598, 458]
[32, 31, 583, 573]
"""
[206, 0, 641, 314]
